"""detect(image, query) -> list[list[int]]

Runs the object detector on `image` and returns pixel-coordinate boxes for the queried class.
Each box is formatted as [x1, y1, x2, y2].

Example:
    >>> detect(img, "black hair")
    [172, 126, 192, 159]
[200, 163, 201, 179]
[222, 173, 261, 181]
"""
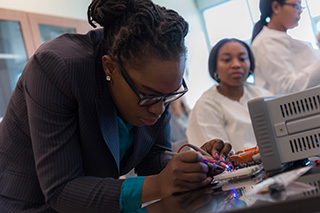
[208, 38, 255, 83]
[251, 0, 285, 43]
[87, 0, 189, 63]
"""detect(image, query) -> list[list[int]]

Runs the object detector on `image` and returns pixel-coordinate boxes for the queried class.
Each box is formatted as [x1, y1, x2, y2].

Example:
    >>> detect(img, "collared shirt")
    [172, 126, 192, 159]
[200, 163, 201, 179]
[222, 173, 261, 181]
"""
[186, 84, 272, 152]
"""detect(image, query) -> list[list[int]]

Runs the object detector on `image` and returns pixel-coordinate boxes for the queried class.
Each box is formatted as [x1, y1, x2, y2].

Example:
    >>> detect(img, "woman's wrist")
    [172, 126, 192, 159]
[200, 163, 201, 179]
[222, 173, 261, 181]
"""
[141, 174, 164, 204]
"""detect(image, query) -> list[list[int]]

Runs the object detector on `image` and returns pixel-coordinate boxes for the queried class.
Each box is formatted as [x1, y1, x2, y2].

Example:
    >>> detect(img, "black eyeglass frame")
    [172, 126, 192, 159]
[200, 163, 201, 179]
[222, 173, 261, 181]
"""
[283, 2, 305, 12]
[116, 58, 188, 107]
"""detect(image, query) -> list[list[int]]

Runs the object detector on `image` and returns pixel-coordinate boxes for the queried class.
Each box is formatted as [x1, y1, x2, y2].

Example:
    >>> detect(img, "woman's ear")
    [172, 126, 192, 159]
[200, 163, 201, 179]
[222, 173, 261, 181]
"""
[271, 1, 280, 15]
[102, 55, 116, 77]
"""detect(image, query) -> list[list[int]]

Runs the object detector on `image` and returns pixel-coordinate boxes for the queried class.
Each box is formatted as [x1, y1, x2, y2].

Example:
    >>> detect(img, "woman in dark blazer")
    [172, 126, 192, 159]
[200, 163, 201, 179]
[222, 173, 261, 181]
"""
[0, 0, 231, 212]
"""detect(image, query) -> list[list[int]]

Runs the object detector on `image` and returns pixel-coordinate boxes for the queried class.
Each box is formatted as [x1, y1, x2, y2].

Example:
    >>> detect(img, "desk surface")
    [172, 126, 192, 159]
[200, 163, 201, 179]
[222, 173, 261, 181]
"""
[145, 163, 320, 213]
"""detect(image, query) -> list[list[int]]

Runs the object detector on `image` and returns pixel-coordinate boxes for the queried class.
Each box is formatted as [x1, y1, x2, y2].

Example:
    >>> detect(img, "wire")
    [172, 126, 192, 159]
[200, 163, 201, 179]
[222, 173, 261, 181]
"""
[177, 144, 190, 153]
[175, 143, 228, 172]
[177, 143, 212, 157]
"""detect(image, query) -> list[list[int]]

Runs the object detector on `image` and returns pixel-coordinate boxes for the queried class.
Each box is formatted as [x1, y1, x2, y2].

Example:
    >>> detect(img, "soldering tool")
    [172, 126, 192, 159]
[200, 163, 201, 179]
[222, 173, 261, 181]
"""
[168, 143, 233, 172]
[183, 143, 212, 158]
[164, 150, 225, 171]
[185, 144, 232, 170]
[208, 159, 231, 171]
[218, 160, 231, 171]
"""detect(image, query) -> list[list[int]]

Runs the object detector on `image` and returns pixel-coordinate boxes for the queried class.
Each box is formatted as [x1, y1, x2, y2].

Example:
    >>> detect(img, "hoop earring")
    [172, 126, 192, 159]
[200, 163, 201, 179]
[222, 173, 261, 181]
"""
[106, 76, 111, 81]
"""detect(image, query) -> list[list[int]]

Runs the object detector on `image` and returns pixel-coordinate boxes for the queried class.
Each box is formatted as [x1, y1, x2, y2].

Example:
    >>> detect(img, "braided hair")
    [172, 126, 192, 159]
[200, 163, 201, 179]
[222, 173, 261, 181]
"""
[87, 0, 189, 63]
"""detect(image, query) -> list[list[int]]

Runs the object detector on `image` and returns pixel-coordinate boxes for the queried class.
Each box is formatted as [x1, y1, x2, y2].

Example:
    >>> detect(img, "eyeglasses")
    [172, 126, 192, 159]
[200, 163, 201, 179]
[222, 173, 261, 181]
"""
[117, 59, 188, 107]
[283, 2, 305, 12]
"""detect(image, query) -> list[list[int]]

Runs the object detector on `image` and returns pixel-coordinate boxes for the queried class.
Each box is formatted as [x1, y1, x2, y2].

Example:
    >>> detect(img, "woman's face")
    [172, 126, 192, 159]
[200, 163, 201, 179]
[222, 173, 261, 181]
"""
[276, 0, 303, 30]
[103, 55, 185, 126]
[216, 41, 250, 88]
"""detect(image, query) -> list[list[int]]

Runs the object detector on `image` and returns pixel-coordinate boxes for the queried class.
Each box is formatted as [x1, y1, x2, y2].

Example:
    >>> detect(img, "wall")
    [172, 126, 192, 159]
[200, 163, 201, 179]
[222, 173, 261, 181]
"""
[153, 0, 213, 108]
[0, 0, 91, 20]
[0, 0, 212, 108]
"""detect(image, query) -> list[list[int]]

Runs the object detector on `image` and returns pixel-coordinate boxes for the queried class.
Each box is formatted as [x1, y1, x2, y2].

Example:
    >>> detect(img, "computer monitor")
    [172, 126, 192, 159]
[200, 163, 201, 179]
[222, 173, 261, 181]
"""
[248, 86, 320, 173]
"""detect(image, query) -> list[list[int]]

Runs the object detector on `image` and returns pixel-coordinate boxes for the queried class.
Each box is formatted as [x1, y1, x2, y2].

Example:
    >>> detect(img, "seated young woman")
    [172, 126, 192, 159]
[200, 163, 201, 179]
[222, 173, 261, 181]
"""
[187, 38, 272, 152]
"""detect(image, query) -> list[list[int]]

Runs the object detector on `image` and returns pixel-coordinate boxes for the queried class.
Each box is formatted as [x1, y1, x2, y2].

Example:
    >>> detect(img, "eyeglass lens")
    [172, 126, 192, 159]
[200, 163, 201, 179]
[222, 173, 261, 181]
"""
[138, 84, 187, 106]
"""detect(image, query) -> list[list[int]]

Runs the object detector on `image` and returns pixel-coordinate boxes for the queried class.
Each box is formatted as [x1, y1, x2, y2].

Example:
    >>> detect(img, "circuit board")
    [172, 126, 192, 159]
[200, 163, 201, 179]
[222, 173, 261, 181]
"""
[213, 165, 263, 181]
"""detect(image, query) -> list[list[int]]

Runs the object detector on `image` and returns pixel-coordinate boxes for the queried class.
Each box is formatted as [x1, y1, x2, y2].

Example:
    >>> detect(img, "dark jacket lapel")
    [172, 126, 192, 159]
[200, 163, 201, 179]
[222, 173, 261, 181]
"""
[94, 43, 121, 172]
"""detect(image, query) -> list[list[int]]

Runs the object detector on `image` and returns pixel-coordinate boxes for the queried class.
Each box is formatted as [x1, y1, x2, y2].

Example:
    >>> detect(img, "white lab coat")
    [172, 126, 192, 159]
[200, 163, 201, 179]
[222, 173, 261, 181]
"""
[252, 26, 320, 95]
[186, 84, 272, 152]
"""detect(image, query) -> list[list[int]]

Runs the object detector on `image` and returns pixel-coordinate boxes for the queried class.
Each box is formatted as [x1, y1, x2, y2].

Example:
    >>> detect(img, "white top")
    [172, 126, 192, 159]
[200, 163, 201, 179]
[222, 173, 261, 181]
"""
[170, 112, 188, 143]
[252, 26, 320, 95]
[186, 84, 272, 152]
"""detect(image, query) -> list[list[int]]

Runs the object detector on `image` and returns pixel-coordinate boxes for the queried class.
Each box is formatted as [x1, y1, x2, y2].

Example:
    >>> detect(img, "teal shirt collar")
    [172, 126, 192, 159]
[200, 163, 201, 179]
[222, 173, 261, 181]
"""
[117, 116, 134, 161]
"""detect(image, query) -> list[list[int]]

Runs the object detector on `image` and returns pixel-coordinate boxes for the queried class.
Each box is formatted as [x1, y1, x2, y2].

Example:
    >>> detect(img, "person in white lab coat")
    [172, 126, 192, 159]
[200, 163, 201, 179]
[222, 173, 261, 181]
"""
[186, 38, 272, 152]
[251, 0, 320, 95]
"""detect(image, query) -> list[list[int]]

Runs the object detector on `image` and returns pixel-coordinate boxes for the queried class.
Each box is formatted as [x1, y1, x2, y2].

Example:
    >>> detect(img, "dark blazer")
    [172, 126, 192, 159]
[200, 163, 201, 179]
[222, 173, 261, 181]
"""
[0, 29, 172, 213]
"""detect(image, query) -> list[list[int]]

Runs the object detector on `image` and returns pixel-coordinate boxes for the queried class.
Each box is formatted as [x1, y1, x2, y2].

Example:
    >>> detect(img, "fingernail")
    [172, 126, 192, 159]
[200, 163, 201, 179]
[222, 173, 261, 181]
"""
[196, 152, 202, 162]
[209, 159, 217, 164]
[214, 153, 219, 159]
[202, 158, 208, 164]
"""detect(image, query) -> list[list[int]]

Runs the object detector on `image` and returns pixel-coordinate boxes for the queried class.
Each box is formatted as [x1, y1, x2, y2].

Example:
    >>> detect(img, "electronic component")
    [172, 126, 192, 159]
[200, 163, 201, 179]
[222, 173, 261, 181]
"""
[213, 165, 262, 181]
[248, 86, 320, 173]
[230, 146, 260, 166]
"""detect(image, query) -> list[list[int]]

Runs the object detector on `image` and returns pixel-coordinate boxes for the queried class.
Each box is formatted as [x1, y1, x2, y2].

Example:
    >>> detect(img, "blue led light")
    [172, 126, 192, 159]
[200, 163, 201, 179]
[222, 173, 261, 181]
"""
[226, 165, 231, 171]
[305, 160, 311, 166]
[232, 189, 237, 198]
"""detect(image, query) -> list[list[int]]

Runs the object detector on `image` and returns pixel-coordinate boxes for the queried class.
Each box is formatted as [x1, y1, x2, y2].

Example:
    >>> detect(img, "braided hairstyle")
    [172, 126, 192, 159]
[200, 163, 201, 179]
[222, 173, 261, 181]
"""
[87, 0, 189, 63]
[251, 0, 285, 43]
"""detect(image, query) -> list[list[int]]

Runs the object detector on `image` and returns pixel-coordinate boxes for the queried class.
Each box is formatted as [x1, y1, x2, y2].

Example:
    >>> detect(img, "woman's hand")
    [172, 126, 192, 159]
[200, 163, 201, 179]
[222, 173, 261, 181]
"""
[141, 140, 231, 203]
[200, 139, 232, 160]
[142, 151, 212, 202]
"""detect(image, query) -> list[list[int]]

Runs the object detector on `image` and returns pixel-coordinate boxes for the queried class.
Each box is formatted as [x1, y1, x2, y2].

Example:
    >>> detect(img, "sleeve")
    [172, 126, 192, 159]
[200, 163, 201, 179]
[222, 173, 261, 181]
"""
[24, 51, 125, 212]
[254, 36, 320, 95]
[120, 176, 145, 212]
[186, 97, 230, 147]
[133, 208, 148, 213]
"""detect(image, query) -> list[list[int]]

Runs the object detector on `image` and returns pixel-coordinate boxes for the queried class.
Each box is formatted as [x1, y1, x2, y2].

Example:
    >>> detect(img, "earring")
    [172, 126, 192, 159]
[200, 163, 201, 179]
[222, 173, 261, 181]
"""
[106, 75, 111, 81]
[214, 73, 220, 82]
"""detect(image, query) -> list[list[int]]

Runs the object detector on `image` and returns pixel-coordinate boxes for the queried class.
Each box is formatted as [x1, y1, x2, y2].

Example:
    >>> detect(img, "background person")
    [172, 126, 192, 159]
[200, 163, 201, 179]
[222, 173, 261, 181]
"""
[251, 0, 320, 95]
[0, 0, 232, 212]
[169, 94, 190, 151]
[186, 38, 272, 152]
